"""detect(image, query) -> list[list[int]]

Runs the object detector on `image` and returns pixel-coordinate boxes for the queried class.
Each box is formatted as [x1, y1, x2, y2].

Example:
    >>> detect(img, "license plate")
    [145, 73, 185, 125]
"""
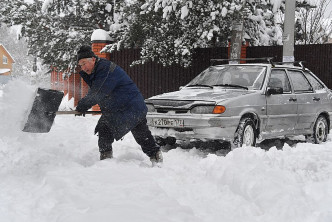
[153, 118, 184, 127]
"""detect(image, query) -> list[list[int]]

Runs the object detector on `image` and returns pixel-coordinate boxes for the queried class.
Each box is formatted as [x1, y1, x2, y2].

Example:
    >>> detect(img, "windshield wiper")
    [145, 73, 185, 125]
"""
[186, 84, 213, 89]
[212, 84, 248, 90]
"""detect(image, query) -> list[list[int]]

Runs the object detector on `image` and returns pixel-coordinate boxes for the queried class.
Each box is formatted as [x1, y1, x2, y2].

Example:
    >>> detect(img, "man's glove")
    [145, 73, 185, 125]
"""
[75, 111, 85, 117]
[75, 107, 86, 117]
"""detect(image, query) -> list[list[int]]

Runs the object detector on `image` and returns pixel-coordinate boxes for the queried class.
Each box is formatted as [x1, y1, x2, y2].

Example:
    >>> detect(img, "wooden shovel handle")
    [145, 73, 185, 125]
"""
[54, 110, 102, 115]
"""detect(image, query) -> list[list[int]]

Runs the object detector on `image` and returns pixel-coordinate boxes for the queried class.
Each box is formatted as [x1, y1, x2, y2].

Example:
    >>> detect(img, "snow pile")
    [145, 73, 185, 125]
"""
[91, 29, 113, 42]
[1, 79, 332, 222]
[0, 79, 36, 136]
[58, 93, 74, 111]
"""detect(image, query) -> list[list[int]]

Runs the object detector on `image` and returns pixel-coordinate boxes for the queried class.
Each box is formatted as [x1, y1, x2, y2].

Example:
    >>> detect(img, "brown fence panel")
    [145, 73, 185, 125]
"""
[247, 44, 332, 89]
[110, 47, 228, 98]
[246, 45, 283, 62]
[294, 44, 332, 89]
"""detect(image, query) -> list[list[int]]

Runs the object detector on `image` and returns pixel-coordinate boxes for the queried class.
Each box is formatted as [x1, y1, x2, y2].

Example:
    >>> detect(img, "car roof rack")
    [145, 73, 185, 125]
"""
[273, 61, 306, 70]
[210, 58, 307, 70]
[210, 57, 274, 66]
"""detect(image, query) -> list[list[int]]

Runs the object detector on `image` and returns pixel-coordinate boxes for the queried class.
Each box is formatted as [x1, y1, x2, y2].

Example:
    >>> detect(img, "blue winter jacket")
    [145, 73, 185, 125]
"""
[76, 57, 148, 140]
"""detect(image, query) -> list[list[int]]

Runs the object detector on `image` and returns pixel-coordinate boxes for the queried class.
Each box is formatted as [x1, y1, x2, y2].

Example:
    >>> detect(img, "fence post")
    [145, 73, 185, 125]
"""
[74, 72, 81, 107]
[68, 72, 74, 101]
[50, 66, 56, 90]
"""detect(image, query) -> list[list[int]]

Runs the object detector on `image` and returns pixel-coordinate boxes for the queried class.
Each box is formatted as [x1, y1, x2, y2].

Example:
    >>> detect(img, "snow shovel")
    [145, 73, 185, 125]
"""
[22, 88, 101, 133]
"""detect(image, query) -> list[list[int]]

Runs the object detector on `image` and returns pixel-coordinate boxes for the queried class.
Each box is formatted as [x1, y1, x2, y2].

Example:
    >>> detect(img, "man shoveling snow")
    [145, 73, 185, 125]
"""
[75, 45, 162, 165]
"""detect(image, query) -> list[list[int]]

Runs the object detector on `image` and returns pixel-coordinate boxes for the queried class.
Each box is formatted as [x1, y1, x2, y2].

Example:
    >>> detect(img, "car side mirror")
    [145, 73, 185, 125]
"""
[267, 87, 283, 95]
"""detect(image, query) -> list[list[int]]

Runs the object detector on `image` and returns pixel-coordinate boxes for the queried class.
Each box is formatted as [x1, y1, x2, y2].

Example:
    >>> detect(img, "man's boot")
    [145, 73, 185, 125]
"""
[100, 150, 113, 160]
[150, 150, 163, 166]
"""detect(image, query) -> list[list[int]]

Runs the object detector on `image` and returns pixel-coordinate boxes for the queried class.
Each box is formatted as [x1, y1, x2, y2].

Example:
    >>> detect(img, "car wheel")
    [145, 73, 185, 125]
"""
[233, 117, 256, 148]
[154, 136, 176, 146]
[312, 115, 328, 144]
[154, 136, 166, 146]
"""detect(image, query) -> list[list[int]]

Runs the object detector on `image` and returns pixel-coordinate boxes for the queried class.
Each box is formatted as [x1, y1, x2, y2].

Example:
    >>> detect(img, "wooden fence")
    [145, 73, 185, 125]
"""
[108, 47, 228, 98]
[247, 44, 332, 90]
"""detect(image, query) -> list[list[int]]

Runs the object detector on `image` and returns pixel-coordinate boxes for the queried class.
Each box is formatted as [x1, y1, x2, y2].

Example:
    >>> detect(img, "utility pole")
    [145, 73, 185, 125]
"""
[229, 0, 246, 64]
[282, 0, 296, 63]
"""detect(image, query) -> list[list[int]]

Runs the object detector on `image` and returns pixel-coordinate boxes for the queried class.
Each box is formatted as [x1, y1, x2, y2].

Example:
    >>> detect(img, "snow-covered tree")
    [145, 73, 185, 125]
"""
[0, 25, 33, 78]
[244, 0, 284, 46]
[0, 25, 49, 86]
[106, 0, 286, 67]
[295, 0, 332, 44]
[1, 0, 332, 70]
[0, 0, 116, 72]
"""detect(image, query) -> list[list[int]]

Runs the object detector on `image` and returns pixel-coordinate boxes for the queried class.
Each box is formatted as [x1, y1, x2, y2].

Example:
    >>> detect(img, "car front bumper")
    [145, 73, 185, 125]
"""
[146, 113, 241, 141]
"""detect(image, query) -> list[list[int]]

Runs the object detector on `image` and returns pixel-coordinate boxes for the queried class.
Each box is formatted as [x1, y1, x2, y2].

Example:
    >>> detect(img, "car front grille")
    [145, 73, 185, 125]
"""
[150, 100, 193, 107]
[156, 109, 189, 114]
[174, 128, 193, 132]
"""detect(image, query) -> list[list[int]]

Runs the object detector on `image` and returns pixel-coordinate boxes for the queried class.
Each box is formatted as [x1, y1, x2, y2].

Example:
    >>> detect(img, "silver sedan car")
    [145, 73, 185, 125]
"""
[145, 62, 332, 148]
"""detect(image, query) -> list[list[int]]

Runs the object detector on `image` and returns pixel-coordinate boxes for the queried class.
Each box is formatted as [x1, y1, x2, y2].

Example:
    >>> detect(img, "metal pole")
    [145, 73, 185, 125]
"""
[282, 0, 296, 62]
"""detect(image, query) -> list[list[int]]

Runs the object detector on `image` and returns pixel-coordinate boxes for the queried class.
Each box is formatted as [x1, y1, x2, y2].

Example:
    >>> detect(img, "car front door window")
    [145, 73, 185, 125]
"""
[267, 69, 292, 93]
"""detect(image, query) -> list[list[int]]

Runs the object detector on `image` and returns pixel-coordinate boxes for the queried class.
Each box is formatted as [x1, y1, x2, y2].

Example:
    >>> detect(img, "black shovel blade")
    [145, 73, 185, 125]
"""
[22, 88, 64, 133]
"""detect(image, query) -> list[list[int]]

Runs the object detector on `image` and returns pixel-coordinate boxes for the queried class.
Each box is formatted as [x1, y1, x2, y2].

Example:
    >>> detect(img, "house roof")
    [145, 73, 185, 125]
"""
[0, 68, 11, 74]
[0, 43, 15, 63]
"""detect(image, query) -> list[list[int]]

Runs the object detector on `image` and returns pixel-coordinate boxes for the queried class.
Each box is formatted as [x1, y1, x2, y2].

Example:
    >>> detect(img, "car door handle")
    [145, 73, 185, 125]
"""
[313, 97, 320, 101]
[289, 97, 297, 102]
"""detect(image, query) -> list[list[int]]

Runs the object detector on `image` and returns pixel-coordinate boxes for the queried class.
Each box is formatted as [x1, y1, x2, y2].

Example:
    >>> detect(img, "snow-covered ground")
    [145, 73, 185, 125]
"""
[1, 79, 332, 222]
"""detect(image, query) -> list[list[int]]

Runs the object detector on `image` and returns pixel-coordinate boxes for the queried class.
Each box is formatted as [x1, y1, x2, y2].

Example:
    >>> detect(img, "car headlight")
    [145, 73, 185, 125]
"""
[146, 103, 155, 112]
[191, 106, 214, 114]
[190, 105, 226, 114]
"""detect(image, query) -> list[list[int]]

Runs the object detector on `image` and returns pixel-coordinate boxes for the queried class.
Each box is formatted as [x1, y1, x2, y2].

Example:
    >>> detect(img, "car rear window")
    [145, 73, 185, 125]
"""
[303, 71, 324, 91]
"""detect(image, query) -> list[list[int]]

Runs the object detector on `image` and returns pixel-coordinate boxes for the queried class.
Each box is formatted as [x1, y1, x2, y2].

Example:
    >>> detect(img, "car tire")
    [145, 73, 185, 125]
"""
[233, 117, 256, 148]
[154, 136, 166, 146]
[310, 115, 329, 144]
[154, 136, 176, 146]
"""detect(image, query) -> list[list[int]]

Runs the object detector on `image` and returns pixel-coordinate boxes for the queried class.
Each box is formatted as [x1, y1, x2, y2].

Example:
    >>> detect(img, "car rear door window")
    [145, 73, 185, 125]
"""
[287, 70, 313, 92]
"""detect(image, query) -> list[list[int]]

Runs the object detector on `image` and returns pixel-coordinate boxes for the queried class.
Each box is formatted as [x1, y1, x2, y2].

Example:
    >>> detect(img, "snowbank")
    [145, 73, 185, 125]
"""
[0, 79, 332, 222]
[0, 79, 36, 135]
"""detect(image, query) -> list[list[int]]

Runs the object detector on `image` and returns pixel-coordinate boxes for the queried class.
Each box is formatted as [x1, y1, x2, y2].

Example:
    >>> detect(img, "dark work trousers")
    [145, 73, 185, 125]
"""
[97, 118, 160, 157]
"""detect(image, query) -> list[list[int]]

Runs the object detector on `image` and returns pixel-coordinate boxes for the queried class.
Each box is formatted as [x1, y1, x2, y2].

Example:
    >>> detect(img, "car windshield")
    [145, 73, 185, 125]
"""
[186, 65, 267, 90]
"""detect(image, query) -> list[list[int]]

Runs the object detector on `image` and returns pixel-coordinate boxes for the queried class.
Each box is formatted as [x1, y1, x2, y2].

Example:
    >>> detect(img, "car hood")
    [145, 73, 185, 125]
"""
[146, 88, 255, 108]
